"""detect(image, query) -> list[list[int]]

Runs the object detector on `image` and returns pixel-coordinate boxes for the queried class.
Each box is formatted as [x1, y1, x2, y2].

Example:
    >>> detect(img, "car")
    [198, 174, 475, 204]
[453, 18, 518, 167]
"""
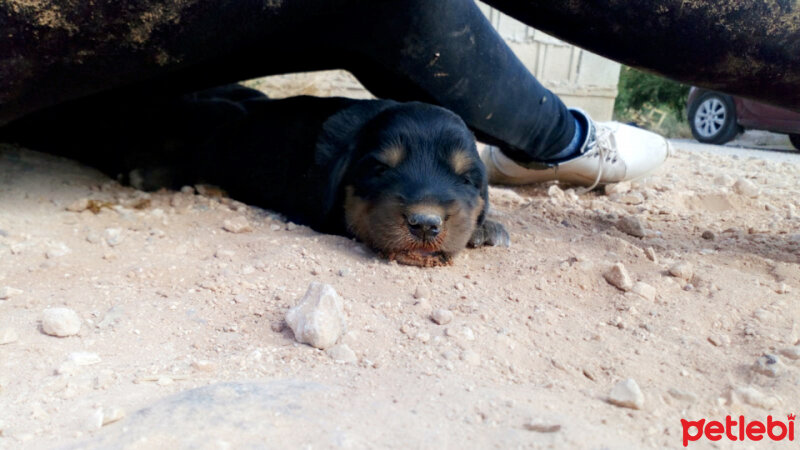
[687, 87, 800, 150]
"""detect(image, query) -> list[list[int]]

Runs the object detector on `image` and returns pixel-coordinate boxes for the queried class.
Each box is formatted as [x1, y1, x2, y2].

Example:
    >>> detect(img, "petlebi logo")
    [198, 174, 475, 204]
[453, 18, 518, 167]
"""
[681, 414, 796, 447]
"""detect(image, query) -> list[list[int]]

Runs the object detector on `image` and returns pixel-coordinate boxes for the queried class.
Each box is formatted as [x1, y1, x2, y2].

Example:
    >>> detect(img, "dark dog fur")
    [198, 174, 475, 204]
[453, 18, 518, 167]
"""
[1, 86, 509, 266]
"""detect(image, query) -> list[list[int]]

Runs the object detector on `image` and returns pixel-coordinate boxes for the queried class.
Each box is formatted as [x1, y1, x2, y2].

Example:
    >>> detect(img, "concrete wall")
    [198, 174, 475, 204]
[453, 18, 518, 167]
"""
[247, 4, 621, 121]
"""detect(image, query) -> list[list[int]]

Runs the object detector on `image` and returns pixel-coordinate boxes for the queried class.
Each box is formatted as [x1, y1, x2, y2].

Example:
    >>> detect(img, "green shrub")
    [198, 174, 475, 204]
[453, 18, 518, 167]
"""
[614, 66, 692, 138]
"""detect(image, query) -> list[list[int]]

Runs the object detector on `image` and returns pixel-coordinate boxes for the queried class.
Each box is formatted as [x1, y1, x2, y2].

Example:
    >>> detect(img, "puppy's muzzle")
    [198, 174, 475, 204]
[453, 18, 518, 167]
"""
[406, 213, 442, 242]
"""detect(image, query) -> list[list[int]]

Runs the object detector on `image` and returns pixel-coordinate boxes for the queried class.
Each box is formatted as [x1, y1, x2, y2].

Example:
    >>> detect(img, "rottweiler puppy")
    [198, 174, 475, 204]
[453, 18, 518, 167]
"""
[1, 86, 509, 266]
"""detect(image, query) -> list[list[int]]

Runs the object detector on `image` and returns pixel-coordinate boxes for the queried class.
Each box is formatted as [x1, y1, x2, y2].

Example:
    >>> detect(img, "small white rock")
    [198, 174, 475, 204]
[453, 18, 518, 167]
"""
[0, 286, 23, 300]
[431, 308, 454, 325]
[285, 282, 347, 350]
[733, 386, 781, 409]
[45, 242, 72, 259]
[222, 216, 252, 233]
[42, 308, 81, 337]
[68, 351, 102, 366]
[413, 285, 430, 300]
[86, 409, 104, 430]
[733, 178, 759, 197]
[326, 344, 357, 363]
[608, 378, 644, 409]
[104, 228, 124, 247]
[632, 282, 656, 301]
[603, 263, 633, 292]
[0, 328, 19, 345]
[668, 261, 694, 280]
[644, 247, 658, 263]
[604, 181, 632, 196]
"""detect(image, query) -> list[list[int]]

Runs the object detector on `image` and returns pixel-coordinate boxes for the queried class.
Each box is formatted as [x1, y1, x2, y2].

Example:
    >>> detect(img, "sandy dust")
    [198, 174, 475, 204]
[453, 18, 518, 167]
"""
[0, 138, 799, 448]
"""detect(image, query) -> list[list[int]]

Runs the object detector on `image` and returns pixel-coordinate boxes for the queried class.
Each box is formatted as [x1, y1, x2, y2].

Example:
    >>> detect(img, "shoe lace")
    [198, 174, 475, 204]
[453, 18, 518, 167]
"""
[576, 125, 618, 195]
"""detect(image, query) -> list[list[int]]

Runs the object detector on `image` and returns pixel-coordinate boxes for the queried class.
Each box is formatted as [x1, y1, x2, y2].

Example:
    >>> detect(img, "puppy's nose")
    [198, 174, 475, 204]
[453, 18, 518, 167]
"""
[407, 213, 442, 241]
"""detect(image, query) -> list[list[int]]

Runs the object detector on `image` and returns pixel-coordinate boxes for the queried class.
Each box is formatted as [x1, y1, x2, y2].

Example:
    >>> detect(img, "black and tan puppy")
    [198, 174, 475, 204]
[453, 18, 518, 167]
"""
[1, 86, 509, 266]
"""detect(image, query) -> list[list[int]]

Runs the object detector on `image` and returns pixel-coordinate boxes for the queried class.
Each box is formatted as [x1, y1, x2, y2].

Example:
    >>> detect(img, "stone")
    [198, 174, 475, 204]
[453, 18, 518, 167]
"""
[285, 282, 347, 350]
[41, 307, 81, 337]
[326, 344, 357, 363]
[0, 327, 18, 345]
[523, 420, 562, 433]
[778, 346, 800, 360]
[191, 360, 218, 373]
[753, 354, 782, 377]
[68, 351, 102, 366]
[667, 388, 697, 403]
[644, 247, 658, 263]
[604, 181, 632, 196]
[413, 285, 430, 299]
[66, 198, 90, 212]
[668, 261, 693, 280]
[733, 178, 759, 197]
[707, 334, 731, 347]
[431, 308, 454, 325]
[45, 242, 72, 258]
[733, 386, 781, 409]
[547, 185, 565, 200]
[631, 282, 656, 301]
[614, 192, 644, 205]
[701, 230, 716, 240]
[102, 408, 126, 426]
[616, 216, 646, 238]
[603, 263, 633, 292]
[104, 228, 124, 246]
[608, 378, 644, 409]
[0, 286, 22, 300]
[222, 216, 252, 233]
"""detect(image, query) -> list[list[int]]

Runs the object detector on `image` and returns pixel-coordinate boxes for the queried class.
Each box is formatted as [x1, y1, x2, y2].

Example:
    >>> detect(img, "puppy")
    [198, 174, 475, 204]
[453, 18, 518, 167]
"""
[1, 86, 509, 266]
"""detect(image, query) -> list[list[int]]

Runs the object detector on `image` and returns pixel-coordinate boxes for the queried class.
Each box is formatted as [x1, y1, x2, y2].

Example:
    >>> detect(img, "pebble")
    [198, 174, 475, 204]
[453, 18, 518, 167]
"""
[0, 286, 23, 300]
[753, 354, 781, 377]
[285, 282, 347, 350]
[644, 247, 657, 263]
[668, 261, 693, 280]
[431, 308, 454, 325]
[707, 334, 731, 347]
[616, 216, 646, 238]
[326, 344, 357, 363]
[413, 285, 430, 300]
[41, 307, 82, 337]
[66, 198, 90, 212]
[734, 386, 780, 409]
[778, 346, 800, 360]
[87, 409, 105, 430]
[604, 181, 632, 195]
[733, 178, 759, 197]
[0, 327, 19, 345]
[104, 228, 124, 246]
[608, 378, 645, 409]
[631, 282, 656, 301]
[547, 185, 565, 200]
[222, 216, 252, 233]
[68, 351, 102, 366]
[191, 360, 218, 373]
[523, 420, 562, 433]
[45, 242, 72, 258]
[102, 408, 126, 426]
[603, 263, 633, 292]
[667, 388, 697, 403]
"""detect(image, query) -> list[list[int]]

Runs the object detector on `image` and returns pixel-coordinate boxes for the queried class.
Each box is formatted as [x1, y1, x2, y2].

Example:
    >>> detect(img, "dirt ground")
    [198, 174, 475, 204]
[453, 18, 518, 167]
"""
[0, 137, 799, 449]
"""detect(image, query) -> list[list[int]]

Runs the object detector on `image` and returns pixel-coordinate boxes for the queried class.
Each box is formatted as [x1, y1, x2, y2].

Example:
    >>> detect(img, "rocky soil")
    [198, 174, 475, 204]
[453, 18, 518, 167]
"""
[0, 140, 799, 449]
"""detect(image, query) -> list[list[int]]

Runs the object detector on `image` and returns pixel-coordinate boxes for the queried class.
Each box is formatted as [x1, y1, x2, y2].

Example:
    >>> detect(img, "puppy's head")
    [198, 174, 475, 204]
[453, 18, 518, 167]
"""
[343, 102, 487, 267]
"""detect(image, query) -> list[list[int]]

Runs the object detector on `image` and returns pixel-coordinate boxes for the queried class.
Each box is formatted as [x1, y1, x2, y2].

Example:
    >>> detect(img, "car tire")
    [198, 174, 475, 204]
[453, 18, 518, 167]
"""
[789, 134, 800, 150]
[688, 92, 741, 145]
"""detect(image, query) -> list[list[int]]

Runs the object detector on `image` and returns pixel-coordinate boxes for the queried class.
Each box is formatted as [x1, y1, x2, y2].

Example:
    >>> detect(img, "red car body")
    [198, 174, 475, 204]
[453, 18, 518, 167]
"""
[687, 87, 800, 149]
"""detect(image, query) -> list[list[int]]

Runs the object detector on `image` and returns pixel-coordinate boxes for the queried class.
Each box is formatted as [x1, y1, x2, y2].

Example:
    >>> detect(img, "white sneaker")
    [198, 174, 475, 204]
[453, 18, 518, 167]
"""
[479, 109, 672, 190]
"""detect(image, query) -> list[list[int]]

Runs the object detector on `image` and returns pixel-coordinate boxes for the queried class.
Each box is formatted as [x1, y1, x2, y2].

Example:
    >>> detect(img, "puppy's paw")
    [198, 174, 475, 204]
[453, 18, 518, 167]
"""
[468, 219, 510, 248]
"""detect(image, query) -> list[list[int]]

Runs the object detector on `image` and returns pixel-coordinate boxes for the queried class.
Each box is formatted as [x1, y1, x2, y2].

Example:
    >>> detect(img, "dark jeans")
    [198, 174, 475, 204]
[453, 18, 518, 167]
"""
[1, 0, 574, 162]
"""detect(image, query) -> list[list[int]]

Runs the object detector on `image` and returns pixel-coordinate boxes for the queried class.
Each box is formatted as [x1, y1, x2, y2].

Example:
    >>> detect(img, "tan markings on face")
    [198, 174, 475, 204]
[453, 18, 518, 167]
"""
[344, 186, 484, 267]
[449, 150, 473, 175]
[378, 144, 405, 168]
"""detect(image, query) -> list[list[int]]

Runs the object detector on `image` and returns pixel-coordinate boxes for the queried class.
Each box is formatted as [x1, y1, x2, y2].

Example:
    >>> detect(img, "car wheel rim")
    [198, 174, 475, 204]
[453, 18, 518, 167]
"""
[694, 98, 727, 138]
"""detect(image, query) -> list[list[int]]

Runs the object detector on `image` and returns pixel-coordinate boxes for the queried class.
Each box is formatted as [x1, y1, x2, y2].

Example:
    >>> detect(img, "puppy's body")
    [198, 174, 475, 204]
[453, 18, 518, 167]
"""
[2, 86, 508, 266]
